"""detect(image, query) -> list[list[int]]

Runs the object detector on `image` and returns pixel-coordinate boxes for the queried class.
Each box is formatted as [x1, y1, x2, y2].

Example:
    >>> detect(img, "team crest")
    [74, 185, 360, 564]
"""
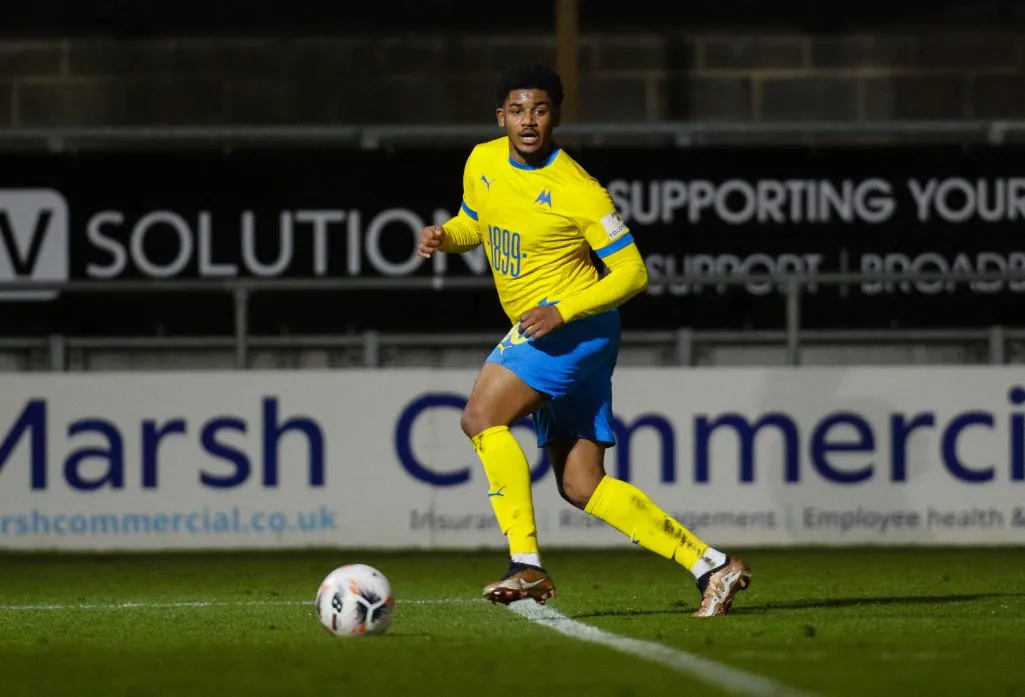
[600, 209, 627, 240]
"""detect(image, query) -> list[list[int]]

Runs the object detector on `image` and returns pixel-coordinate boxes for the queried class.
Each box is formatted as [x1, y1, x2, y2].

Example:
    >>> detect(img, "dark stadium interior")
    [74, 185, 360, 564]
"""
[5, 0, 1025, 36]
[2, 5, 1025, 697]
[0, 1, 1023, 355]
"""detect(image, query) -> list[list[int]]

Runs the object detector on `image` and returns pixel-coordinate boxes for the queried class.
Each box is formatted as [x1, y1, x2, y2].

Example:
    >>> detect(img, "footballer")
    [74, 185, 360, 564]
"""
[418, 63, 751, 617]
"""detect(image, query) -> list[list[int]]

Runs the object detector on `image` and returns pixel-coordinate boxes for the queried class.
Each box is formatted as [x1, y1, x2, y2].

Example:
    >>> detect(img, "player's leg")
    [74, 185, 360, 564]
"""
[463, 348, 554, 604]
[542, 379, 751, 617]
[462, 360, 546, 565]
[474, 309, 619, 605]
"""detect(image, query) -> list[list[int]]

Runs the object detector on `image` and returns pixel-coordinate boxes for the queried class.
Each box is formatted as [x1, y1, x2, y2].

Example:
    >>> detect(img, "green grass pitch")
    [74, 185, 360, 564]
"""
[1, 548, 1023, 697]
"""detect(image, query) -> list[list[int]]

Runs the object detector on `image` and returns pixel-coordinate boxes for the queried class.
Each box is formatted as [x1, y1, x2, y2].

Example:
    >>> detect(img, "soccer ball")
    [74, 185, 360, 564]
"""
[315, 563, 394, 637]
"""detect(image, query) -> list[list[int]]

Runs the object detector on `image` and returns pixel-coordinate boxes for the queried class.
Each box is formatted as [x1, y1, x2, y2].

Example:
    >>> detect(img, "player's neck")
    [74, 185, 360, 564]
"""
[509, 143, 557, 168]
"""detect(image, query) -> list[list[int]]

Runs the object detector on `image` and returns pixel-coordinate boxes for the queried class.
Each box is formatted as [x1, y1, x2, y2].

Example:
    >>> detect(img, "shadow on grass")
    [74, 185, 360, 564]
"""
[570, 592, 1023, 619]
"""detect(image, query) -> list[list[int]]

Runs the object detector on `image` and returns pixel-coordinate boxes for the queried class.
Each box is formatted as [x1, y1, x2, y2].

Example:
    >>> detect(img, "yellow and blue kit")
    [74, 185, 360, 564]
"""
[440, 136, 648, 447]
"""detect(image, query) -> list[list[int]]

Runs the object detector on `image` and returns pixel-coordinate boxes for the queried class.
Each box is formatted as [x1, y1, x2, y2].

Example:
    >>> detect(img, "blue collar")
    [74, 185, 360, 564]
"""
[508, 147, 561, 170]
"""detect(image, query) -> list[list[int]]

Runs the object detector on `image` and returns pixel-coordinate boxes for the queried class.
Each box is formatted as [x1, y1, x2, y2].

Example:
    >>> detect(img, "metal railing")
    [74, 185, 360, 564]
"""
[1, 269, 1024, 370]
[2, 119, 1025, 151]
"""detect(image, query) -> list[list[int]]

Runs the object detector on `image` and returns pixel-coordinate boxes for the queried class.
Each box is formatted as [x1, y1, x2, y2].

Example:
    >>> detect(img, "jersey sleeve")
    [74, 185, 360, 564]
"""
[439, 148, 484, 252]
[556, 180, 648, 323]
[577, 180, 635, 261]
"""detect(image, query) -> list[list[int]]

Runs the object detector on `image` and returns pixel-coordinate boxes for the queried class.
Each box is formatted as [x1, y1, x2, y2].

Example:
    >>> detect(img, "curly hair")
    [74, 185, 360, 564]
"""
[495, 63, 565, 108]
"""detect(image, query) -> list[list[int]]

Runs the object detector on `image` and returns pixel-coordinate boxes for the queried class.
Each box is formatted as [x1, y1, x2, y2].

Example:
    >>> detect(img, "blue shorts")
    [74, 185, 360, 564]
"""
[485, 308, 620, 448]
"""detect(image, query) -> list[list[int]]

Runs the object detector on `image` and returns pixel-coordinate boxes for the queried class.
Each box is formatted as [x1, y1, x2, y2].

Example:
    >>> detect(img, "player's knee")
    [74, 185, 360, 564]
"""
[558, 476, 598, 510]
[460, 407, 490, 439]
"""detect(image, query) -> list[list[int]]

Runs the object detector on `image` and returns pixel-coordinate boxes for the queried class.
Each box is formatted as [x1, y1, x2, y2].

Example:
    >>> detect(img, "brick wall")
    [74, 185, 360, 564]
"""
[0, 31, 1022, 127]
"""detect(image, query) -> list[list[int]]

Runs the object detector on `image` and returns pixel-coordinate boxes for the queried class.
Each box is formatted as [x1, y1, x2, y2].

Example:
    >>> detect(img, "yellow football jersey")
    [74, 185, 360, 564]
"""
[441, 136, 640, 326]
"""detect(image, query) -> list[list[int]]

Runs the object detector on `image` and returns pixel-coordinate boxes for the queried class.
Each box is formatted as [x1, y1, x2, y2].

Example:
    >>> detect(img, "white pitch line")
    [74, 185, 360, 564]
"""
[0, 598, 475, 612]
[508, 601, 816, 697]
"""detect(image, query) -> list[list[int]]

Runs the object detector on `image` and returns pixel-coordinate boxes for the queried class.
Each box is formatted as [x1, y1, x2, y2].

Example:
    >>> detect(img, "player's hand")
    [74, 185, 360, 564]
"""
[418, 225, 446, 259]
[518, 305, 565, 341]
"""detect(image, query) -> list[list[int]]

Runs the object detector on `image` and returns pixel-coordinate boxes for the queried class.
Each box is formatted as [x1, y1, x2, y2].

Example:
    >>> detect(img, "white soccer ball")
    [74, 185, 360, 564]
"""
[314, 563, 395, 637]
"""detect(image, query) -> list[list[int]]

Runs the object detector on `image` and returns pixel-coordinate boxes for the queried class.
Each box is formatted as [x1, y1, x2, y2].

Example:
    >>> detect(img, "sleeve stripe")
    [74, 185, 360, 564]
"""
[461, 200, 479, 221]
[595, 233, 635, 259]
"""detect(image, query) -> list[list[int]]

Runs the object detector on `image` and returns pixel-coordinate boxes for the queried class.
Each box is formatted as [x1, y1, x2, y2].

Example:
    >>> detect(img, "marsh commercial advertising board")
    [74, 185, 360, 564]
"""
[0, 366, 1022, 551]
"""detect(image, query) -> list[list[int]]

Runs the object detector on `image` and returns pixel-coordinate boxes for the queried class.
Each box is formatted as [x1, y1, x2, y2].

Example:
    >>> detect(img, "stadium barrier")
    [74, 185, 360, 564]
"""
[1, 268, 1024, 368]
[1, 365, 1023, 551]
[1, 119, 1025, 150]
[4, 138, 1025, 359]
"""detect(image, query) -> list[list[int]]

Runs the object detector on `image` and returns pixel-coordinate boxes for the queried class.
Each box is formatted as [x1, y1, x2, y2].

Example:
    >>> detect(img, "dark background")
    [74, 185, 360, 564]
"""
[4, 1, 1025, 37]
[1, 1, 1024, 338]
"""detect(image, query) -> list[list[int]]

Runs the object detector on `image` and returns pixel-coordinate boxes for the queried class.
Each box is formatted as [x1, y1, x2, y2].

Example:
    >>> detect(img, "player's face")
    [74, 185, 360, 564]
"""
[497, 89, 559, 162]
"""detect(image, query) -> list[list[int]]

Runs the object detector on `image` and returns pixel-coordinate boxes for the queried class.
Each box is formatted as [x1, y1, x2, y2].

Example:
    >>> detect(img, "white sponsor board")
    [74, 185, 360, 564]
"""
[0, 189, 69, 300]
[0, 367, 1023, 551]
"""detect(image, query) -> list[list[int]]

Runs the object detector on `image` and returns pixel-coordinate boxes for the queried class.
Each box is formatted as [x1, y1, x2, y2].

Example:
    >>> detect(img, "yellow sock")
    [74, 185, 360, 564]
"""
[585, 475, 715, 574]
[471, 426, 539, 559]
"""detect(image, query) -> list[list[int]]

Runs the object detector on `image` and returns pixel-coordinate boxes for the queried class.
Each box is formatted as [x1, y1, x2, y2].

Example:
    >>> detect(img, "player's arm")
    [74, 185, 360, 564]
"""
[440, 150, 484, 253]
[556, 186, 648, 324]
[439, 205, 482, 253]
[556, 238, 647, 323]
